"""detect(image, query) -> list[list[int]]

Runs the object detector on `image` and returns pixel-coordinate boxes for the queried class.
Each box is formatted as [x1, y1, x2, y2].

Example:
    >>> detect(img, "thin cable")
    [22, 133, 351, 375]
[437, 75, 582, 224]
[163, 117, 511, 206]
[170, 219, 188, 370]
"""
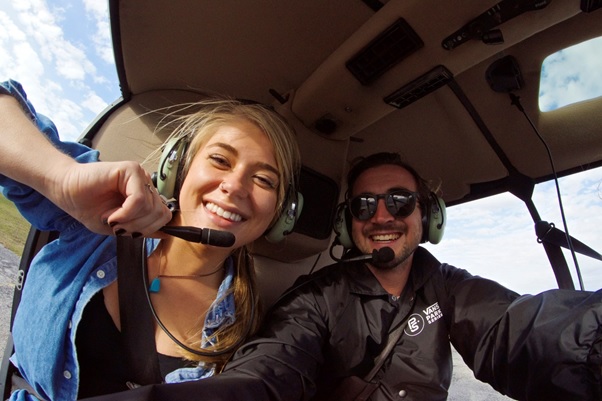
[141, 241, 255, 356]
[307, 252, 322, 275]
[509, 93, 584, 290]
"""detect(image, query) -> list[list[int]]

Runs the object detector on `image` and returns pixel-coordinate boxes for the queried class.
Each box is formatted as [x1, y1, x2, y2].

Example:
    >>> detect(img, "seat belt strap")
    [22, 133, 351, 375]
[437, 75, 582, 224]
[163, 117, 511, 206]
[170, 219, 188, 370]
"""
[116, 236, 162, 385]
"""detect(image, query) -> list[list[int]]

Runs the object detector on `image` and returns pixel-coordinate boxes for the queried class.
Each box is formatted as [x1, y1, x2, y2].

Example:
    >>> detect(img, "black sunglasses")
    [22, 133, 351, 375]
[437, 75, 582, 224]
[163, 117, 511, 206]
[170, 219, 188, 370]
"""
[348, 189, 418, 221]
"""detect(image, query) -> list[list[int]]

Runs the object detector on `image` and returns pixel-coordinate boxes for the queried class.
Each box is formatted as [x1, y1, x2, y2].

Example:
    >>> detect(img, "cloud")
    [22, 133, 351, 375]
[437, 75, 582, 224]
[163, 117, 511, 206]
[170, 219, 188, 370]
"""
[82, 90, 110, 115]
[539, 36, 602, 111]
[0, 10, 43, 78]
[83, 0, 115, 65]
[0, 0, 117, 141]
[13, 0, 96, 82]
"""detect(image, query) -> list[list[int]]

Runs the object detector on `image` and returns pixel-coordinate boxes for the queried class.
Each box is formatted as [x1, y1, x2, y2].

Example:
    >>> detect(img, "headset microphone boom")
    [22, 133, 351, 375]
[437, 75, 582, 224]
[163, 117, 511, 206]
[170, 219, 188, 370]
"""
[332, 246, 395, 264]
[159, 226, 236, 247]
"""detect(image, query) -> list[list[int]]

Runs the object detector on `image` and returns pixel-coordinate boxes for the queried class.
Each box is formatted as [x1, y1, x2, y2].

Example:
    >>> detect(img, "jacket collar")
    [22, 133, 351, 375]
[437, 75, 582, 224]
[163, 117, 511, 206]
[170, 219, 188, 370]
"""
[408, 247, 442, 291]
[346, 246, 442, 296]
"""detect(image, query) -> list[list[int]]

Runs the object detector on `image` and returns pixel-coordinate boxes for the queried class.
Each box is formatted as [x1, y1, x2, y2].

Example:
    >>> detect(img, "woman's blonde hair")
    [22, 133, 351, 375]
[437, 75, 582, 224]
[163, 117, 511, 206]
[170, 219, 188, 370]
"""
[154, 97, 300, 368]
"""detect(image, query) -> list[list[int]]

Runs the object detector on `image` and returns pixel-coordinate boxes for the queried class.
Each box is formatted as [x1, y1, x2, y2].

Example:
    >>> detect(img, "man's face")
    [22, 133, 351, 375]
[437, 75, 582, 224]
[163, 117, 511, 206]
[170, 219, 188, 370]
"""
[350, 164, 423, 269]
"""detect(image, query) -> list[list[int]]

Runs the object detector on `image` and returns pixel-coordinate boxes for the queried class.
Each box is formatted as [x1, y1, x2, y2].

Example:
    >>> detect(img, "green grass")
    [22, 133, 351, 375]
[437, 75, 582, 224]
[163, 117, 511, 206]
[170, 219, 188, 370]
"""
[0, 193, 31, 256]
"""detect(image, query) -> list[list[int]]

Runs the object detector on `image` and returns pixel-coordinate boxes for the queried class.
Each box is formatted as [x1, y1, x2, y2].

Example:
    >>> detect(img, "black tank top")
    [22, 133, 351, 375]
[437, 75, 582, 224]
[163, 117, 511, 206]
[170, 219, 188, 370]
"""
[75, 290, 190, 398]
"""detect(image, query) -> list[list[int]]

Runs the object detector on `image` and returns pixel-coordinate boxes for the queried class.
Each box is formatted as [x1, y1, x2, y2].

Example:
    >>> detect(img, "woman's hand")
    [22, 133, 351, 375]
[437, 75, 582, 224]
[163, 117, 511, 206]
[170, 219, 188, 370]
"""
[47, 160, 173, 237]
[1, 93, 172, 237]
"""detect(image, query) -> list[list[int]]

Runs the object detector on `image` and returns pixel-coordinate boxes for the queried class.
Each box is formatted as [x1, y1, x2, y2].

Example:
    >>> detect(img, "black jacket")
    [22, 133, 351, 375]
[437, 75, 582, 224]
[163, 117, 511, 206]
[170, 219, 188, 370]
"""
[215, 247, 602, 400]
[85, 247, 602, 401]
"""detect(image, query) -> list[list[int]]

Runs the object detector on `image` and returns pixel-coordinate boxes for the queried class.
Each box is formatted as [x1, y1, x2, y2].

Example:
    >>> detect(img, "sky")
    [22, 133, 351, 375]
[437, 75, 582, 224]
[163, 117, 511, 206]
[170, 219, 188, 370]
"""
[1, 0, 601, 295]
[0, 0, 118, 141]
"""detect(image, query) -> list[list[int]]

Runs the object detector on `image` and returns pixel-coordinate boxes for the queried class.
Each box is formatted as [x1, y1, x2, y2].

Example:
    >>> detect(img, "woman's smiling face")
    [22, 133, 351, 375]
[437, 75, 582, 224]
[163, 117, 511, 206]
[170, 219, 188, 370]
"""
[176, 118, 280, 248]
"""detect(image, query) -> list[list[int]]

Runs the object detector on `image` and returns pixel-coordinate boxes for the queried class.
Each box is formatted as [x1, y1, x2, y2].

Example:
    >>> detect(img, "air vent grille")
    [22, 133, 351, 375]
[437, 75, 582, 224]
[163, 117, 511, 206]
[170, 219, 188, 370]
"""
[346, 19, 424, 85]
[384, 66, 453, 109]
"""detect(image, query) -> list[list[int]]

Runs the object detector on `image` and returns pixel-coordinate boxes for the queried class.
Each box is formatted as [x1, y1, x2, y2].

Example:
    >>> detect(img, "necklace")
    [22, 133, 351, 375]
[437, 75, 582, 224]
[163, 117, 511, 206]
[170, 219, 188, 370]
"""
[141, 241, 254, 357]
[148, 248, 224, 293]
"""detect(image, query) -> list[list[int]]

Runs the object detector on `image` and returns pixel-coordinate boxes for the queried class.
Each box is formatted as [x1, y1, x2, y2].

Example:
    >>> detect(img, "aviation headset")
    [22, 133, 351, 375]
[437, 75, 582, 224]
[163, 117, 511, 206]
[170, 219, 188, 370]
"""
[333, 190, 446, 249]
[154, 136, 303, 243]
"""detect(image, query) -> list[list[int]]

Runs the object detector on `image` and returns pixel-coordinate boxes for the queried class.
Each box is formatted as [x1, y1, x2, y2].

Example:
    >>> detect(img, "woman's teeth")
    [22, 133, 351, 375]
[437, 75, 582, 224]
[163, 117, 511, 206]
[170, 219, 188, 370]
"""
[206, 202, 242, 222]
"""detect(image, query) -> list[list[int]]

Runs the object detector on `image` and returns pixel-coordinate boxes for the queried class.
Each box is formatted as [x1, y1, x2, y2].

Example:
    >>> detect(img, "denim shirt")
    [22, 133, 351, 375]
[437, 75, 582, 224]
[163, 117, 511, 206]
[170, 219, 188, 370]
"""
[1, 80, 236, 401]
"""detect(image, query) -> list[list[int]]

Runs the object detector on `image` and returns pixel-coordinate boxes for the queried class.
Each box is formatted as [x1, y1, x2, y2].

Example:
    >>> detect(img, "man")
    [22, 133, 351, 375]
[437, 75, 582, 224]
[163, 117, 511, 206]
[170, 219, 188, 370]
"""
[89, 152, 602, 401]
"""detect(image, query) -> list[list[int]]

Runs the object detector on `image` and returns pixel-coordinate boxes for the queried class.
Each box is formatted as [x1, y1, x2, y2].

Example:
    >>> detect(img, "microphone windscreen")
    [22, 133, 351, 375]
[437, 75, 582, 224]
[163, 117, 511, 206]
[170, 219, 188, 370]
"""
[160, 226, 236, 247]
[202, 228, 236, 247]
[373, 247, 395, 263]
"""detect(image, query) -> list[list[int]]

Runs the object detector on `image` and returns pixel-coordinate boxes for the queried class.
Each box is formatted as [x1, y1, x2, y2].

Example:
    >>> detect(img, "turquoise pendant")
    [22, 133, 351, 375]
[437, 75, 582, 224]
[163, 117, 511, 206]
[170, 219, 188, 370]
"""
[149, 277, 161, 293]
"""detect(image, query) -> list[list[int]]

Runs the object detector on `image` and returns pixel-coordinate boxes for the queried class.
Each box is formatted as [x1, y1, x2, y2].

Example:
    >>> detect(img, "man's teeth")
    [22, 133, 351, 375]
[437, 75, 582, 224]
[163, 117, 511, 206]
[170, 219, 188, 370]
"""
[371, 233, 400, 241]
[206, 202, 242, 222]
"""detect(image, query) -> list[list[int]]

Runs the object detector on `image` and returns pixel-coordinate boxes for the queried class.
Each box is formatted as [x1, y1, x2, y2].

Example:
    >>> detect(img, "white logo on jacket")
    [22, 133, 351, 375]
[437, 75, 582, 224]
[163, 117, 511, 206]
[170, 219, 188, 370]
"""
[424, 302, 443, 324]
[404, 302, 443, 337]
[404, 314, 425, 336]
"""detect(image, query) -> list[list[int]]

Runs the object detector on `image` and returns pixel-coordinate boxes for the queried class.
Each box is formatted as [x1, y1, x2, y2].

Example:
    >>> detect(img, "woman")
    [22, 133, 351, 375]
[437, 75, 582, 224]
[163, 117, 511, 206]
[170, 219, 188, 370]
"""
[0, 79, 301, 400]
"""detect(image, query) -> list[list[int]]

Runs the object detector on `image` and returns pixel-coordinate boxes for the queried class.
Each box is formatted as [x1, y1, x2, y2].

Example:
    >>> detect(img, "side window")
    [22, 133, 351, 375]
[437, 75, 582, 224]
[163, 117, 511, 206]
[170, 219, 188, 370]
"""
[427, 36, 602, 294]
[539, 36, 602, 112]
[424, 166, 602, 293]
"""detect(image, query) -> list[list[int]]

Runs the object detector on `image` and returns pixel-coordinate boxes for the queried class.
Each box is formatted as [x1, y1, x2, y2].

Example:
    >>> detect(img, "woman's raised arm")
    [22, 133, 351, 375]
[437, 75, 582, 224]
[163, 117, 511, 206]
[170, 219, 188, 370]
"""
[0, 93, 171, 236]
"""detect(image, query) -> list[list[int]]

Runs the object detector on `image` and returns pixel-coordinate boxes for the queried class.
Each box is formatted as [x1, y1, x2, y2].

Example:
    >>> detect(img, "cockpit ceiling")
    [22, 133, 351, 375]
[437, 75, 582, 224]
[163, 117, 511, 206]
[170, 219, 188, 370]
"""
[112, 0, 602, 206]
